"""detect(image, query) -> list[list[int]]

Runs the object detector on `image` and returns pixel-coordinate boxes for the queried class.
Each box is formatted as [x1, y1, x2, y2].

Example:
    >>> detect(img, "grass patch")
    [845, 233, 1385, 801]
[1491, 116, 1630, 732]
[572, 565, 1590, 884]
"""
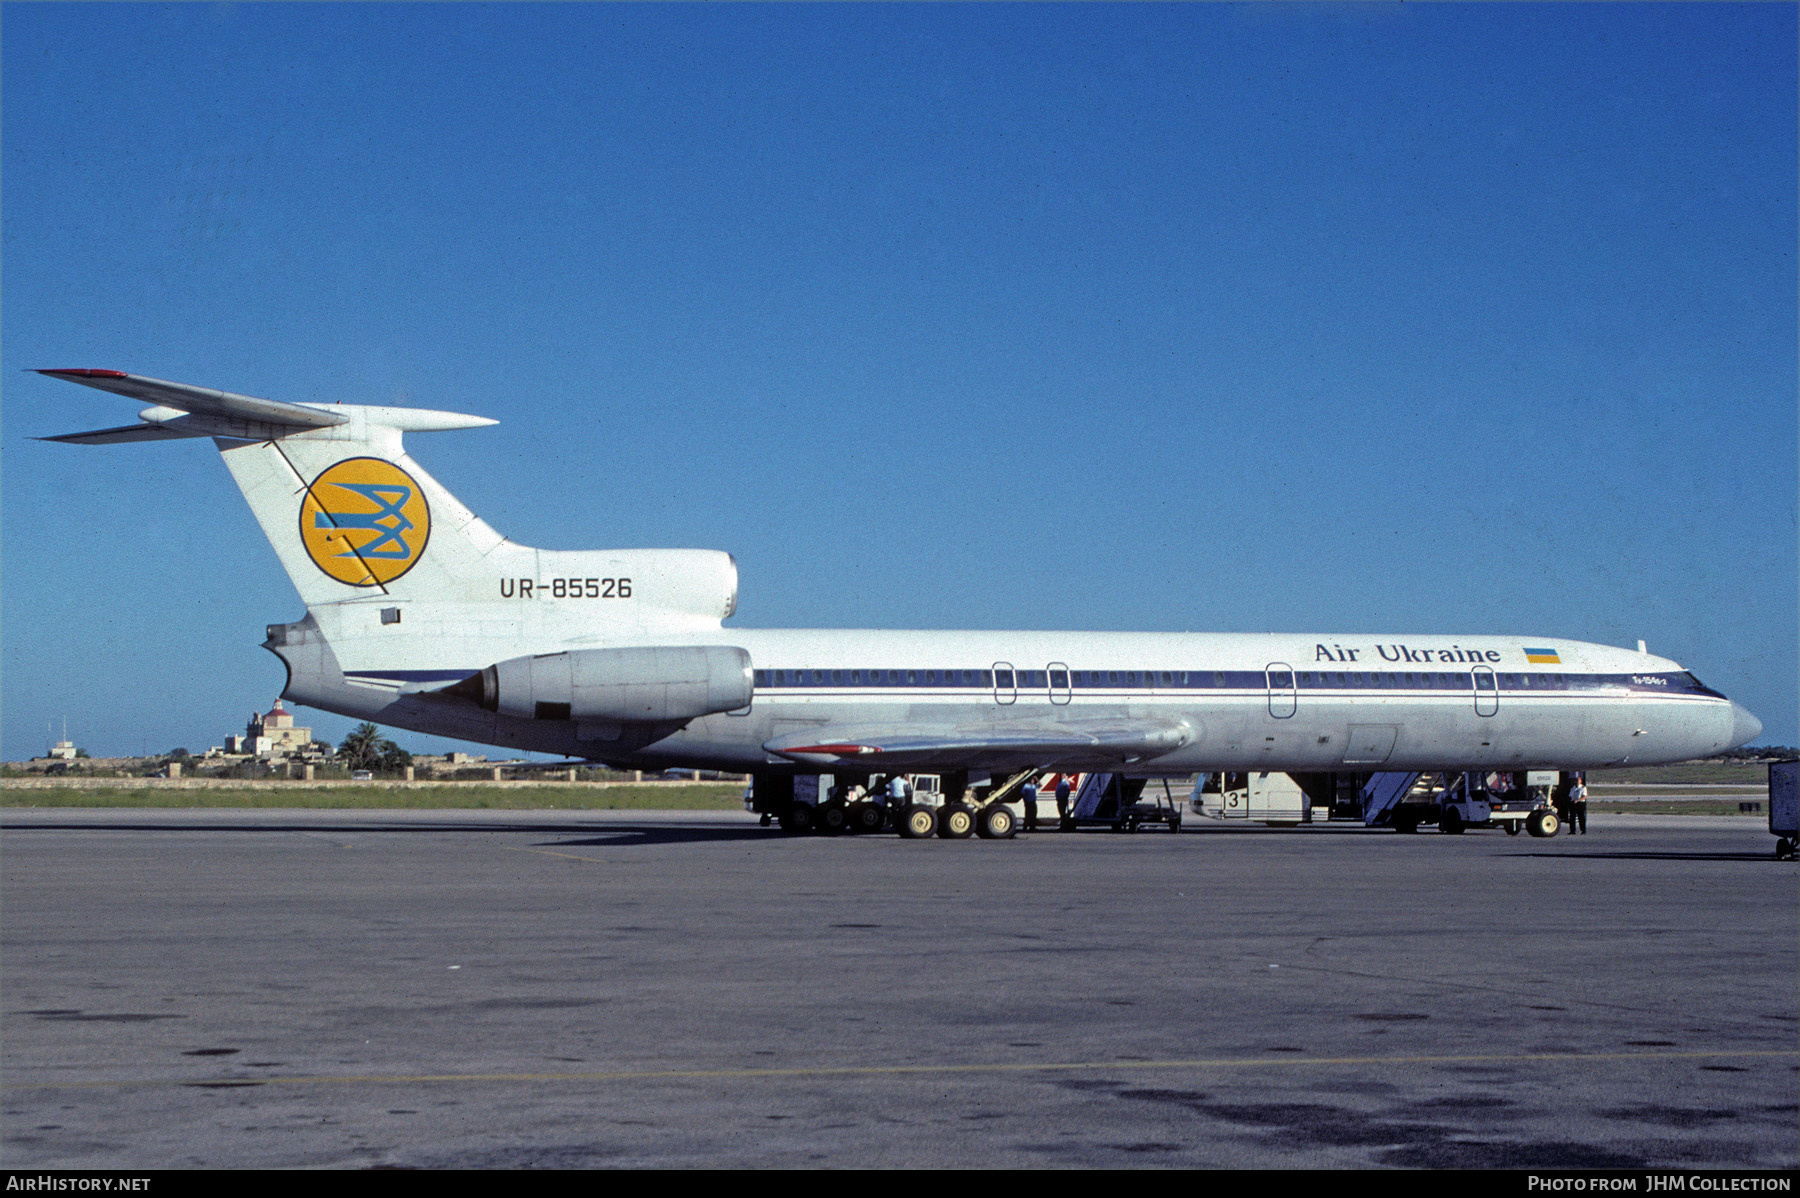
[1589, 763, 1772, 785]
[0, 785, 746, 811]
[1594, 800, 1768, 816]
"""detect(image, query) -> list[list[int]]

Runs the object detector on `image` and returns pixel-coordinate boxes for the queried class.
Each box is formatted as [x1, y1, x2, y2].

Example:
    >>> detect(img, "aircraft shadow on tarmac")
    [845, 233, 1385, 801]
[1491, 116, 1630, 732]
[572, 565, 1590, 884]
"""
[0, 821, 769, 842]
[1507, 850, 1790, 862]
[546, 827, 792, 847]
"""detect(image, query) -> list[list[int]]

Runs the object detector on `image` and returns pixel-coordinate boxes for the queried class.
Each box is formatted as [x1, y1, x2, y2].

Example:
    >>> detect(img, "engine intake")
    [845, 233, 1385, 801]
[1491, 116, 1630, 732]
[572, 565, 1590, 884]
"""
[447, 645, 753, 723]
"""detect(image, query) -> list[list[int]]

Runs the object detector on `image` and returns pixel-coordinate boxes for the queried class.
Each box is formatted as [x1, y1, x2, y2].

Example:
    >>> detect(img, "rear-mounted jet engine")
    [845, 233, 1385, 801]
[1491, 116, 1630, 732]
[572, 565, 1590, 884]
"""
[444, 645, 753, 723]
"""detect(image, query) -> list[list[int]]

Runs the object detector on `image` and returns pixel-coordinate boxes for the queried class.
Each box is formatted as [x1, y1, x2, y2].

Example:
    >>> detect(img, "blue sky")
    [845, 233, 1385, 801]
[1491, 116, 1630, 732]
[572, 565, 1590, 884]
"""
[5, 2, 1795, 760]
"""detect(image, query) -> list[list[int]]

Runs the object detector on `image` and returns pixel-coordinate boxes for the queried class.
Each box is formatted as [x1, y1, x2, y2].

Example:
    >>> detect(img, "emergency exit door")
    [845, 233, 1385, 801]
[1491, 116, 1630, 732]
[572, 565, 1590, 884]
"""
[993, 662, 1017, 705]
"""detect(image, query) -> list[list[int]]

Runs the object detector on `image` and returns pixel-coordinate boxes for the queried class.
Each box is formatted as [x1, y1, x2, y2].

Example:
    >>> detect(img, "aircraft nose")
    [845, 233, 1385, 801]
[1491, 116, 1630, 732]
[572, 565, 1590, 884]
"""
[1728, 702, 1763, 749]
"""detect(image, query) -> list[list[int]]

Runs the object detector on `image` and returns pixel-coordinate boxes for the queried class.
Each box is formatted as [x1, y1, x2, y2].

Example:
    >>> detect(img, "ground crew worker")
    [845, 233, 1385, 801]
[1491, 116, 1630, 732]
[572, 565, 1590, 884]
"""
[889, 774, 910, 805]
[1569, 775, 1588, 834]
[1055, 775, 1072, 829]
[1022, 779, 1039, 832]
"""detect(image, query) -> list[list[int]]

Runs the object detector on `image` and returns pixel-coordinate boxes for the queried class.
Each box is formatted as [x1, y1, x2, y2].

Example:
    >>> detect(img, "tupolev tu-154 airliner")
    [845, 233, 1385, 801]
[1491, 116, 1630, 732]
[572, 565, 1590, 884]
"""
[41, 369, 1763, 799]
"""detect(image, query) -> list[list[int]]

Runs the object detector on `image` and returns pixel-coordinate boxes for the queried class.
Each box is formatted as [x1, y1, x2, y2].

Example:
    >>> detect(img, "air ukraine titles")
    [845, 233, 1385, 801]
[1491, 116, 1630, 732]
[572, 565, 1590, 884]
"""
[1315, 643, 1518, 664]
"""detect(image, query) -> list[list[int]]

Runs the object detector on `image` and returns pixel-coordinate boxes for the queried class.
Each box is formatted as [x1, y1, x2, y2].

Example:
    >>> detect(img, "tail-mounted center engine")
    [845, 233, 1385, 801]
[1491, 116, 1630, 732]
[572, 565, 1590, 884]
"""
[445, 645, 753, 723]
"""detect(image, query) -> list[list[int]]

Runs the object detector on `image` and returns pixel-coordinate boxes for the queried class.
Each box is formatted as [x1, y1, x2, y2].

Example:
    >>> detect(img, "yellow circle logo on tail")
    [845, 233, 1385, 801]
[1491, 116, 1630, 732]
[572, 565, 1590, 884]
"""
[299, 458, 431, 587]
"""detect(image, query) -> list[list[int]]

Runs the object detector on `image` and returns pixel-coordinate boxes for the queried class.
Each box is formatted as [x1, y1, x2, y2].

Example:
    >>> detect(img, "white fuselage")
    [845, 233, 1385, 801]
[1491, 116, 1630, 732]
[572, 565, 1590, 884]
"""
[287, 624, 1751, 773]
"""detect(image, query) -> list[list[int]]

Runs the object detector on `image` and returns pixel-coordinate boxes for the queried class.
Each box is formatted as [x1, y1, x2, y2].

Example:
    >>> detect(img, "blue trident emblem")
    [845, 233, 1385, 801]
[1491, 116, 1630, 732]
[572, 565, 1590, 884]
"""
[315, 482, 415, 559]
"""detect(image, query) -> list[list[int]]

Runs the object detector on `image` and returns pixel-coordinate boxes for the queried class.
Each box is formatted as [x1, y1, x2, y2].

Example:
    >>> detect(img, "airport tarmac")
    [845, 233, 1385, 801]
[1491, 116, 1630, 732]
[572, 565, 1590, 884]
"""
[2, 809, 1794, 1169]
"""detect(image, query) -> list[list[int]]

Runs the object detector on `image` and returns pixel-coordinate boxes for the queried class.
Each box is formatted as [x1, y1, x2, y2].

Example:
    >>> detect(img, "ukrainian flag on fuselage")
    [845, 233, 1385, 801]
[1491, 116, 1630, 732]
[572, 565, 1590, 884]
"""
[1524, 647, 1561, 664]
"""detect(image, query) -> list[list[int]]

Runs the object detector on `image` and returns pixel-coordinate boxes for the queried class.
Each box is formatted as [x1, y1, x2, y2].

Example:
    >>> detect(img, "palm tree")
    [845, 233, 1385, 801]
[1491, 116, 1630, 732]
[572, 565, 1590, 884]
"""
[338, 723, 384, 771]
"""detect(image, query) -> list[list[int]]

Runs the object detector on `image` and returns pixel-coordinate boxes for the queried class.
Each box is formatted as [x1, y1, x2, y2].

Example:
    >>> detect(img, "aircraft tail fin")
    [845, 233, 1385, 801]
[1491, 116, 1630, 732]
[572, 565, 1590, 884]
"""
[38, 369, 738, 637]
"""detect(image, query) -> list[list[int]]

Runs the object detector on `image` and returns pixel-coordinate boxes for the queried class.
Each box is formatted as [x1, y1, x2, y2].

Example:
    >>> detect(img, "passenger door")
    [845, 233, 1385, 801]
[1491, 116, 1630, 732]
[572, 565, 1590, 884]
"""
[1472, 666, 1498, 717]
[1266, 662, 1297, 718]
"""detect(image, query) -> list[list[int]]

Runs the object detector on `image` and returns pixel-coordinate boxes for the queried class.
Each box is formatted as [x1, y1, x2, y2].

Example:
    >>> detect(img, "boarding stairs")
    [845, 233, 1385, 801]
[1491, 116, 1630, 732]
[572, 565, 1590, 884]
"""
[1360, 772, 1423, 826]
[1070, 772, 1118, 819]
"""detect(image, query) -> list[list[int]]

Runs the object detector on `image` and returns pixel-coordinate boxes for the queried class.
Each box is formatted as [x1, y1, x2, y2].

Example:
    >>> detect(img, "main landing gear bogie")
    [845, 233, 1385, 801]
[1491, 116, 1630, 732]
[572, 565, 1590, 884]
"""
[780, 797, 1021, 842]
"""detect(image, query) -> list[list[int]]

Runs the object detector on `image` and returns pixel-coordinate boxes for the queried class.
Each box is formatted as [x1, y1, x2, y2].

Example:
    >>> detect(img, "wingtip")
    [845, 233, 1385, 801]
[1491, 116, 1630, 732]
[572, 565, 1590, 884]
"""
[38, 368, 129, 378]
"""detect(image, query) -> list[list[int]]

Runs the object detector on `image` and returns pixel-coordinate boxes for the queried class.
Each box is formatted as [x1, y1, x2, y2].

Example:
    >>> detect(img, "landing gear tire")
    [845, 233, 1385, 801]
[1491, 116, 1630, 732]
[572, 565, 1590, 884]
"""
[1169, 812, 1182, 834]
[1440, 807, 1465, 835]
[815, 802, 849, 835]
[1775, 837, 1796, 861]
[1527, 810, 1560, 838]
[1393, 811, 1420, 834]
[938, 803, 976, 839]
[899, 804, 938, 840]
[779, 803, 815, 834]
[976, 804, 1016, 840]
[847, 802, 885, 834]
[1504, 820, 1521, 836]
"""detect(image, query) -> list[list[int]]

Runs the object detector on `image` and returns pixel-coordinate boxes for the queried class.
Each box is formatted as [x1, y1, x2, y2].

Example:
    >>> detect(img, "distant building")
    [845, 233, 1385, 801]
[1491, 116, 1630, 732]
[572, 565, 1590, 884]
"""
[40, 739, 79, 761]
[241, 699, 315, 759]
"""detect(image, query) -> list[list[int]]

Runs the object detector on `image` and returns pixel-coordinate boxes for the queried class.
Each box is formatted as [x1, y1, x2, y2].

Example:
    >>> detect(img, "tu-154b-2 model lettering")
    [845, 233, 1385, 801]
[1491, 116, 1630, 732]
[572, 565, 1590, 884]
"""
[41, 369, 1763, 828]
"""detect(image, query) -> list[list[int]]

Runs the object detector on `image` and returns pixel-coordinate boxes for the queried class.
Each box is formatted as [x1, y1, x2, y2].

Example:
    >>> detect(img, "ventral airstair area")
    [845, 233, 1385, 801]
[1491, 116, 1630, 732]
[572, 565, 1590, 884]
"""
[744, 767, 1585, 841]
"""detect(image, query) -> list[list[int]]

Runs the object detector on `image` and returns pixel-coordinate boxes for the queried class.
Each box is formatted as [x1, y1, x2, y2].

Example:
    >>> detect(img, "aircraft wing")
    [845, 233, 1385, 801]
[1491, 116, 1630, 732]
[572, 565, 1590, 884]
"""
[763, 716, 1192, 771]
[36, 369, 348, 430]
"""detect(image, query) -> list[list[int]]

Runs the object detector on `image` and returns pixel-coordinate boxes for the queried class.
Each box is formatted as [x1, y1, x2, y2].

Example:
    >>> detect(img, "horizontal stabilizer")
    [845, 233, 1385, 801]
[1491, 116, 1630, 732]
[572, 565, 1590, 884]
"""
[764, 717, 1192, 771]
[37, 422, 206, 445]
[37, 369, 348, 429]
